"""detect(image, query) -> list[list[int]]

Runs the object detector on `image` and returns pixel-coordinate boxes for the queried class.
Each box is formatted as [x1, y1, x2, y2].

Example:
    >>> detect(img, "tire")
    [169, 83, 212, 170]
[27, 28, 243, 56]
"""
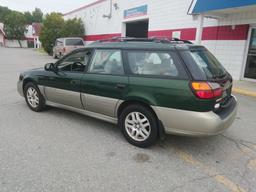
[24, 82, 46, 112]
[119, 104, 158, 148]
[53, 52, 57, 59]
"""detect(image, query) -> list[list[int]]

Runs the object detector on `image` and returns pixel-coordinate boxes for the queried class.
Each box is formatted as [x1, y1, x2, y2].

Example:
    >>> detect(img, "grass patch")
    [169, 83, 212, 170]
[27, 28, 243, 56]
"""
[37, 48, 46, 54]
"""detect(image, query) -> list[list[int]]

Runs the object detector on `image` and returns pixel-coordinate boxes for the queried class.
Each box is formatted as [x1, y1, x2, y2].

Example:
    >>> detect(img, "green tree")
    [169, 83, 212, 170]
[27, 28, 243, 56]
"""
[62, 18, 84, 37]
[32, 8, 43, 23]
[24, 11, 33, 24]
[40, 13, 85, 55]
[4, 11, 27, 47]
[0, 6, 11, 22]
[40, 13, 64, 54]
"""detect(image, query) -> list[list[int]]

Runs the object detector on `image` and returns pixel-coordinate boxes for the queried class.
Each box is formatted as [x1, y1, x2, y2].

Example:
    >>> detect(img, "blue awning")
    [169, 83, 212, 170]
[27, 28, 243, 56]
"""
[192, 0, 256, 14]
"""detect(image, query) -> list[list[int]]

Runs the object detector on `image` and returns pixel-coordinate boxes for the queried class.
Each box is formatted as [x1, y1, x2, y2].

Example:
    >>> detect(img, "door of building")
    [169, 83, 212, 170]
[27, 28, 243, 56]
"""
[126, 20, 148, 38]
[244, 28, 256, 79]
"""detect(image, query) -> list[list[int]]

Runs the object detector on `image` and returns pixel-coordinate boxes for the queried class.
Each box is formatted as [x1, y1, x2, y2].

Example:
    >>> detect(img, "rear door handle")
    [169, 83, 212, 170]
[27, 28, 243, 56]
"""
[71, 80, 80, 85]
[115, 84, 126, 89]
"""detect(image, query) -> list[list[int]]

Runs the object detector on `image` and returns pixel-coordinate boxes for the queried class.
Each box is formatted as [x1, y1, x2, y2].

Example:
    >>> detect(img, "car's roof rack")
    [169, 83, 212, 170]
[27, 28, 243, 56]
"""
[96, 36, 193, 44]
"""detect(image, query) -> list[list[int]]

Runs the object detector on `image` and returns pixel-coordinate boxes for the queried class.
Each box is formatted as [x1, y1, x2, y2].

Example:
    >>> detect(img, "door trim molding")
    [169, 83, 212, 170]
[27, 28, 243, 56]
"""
[46, 100, 118, 124]
[81, 93, 123, 118]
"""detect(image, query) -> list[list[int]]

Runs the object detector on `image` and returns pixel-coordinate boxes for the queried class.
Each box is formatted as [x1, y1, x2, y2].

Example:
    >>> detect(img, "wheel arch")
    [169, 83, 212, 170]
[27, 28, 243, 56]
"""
[117, 99, 166, 139]
[117, 99, 158, 120]
[22, 77, 37, 91]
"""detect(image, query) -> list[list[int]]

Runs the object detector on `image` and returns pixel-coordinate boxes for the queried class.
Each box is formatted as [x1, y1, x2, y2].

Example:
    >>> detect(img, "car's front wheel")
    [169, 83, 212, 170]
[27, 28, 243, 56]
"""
[119, 104, 158, 148]
[24, 82, 45, 112]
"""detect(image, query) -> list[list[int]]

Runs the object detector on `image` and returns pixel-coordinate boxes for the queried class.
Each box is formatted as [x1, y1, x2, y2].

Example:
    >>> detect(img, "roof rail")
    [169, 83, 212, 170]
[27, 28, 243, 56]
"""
[96, 36, 193, 44]
[97, 36, 155, 42]
[171, 38, 193, 44]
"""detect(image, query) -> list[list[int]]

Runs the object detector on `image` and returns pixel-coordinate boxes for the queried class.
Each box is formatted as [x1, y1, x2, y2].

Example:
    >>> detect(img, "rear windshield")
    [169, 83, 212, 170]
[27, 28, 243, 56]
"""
[65, 39, 84, 46]
[182, 49, 227, 80]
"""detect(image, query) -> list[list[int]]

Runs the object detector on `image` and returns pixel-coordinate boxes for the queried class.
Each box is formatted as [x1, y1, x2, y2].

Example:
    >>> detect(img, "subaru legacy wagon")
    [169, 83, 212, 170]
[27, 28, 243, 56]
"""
[17, 37, 237, 148]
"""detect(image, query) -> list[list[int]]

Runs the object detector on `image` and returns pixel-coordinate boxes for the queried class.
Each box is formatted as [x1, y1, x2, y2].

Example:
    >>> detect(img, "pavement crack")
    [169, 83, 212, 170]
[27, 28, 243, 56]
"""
[221, 134, 256, 154]
[170, 175, 218, 192]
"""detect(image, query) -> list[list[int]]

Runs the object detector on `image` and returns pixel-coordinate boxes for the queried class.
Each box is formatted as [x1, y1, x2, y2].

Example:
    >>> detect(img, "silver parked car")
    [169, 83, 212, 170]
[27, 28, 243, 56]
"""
[52, 37, 85, 59]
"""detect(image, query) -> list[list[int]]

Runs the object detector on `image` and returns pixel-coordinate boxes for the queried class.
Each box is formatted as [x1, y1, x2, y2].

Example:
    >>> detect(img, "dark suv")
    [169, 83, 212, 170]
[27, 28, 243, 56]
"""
[17, 37, 237, 148]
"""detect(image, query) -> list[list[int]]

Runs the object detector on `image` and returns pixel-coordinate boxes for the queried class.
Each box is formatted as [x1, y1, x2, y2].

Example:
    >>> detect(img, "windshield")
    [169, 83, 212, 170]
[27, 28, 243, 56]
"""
[65, 39, 84, 46]
[188, 49, 227, 80]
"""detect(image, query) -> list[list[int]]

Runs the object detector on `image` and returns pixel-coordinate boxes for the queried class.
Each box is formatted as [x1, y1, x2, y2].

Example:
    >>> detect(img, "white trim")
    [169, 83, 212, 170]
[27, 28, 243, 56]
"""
[241, 26, 256, 81]
[242, 77, 256, 83]
[240, 27, 252, 80]
[123, 16, 149, 23]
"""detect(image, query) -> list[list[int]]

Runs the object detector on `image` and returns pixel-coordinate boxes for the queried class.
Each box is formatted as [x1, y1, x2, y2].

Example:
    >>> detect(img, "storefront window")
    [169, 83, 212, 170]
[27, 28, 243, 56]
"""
[244, 28, 256, 79]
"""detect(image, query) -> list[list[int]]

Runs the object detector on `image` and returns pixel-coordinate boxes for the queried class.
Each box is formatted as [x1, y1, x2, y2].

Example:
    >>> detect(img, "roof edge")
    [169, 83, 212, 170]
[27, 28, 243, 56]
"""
[63, 0, 107, 16]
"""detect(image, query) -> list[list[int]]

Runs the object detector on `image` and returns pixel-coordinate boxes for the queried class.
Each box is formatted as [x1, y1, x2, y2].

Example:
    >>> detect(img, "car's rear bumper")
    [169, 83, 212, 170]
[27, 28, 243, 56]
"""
[152, 96, 237, 136]
[17, 80, 24, 97]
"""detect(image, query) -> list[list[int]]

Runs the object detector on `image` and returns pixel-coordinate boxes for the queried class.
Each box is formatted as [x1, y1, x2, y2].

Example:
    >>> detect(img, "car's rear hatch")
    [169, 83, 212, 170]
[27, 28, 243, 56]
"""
[180, 46, 233, 110]
[64, 38, 85, 53]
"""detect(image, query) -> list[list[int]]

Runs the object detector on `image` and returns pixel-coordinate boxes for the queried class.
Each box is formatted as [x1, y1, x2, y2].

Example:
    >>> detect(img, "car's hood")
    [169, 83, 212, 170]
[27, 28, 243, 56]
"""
[21, 67, 46, 77]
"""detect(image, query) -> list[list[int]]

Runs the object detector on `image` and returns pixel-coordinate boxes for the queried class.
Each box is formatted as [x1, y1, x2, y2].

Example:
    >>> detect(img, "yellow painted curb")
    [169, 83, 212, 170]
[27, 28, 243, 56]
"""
[233, 88, 256, 98]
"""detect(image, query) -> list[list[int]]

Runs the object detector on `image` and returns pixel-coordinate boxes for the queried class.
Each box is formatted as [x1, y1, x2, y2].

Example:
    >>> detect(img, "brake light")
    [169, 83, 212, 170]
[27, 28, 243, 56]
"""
[191, 82, 223, 99]
[63, 47, 66, 53]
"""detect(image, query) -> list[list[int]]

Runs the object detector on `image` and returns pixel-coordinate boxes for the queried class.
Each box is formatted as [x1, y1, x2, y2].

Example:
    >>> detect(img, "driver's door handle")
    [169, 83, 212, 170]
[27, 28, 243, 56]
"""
[115, 84, 126, 89]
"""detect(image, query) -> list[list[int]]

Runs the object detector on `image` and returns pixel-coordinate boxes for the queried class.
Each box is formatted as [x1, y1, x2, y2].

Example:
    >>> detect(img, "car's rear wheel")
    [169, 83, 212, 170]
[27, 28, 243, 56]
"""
[119, 104, 158, 148]
[24, 82, 45, 112]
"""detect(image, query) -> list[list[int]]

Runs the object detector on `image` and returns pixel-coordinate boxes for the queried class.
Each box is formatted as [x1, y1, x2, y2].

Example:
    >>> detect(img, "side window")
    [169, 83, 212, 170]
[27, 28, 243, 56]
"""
[89, 50, 124, 75]
[57, 50, 91, 72]
[127, 51, 187, 78]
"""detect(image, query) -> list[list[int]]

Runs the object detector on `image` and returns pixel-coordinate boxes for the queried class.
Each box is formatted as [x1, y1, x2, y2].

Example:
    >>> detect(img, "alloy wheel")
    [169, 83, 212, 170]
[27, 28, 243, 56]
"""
[26, 87, 39, 108]
[125, 112, 151, 141]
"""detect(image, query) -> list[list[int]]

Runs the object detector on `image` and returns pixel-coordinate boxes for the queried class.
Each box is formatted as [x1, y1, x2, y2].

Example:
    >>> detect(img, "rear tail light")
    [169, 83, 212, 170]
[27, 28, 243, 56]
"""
[191, 81, 223, 99]
[63, 47, 66, 53]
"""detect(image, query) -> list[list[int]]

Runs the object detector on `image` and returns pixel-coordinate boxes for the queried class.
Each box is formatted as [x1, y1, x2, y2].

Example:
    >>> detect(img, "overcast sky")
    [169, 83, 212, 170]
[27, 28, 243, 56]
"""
[0, 0, 96, 14]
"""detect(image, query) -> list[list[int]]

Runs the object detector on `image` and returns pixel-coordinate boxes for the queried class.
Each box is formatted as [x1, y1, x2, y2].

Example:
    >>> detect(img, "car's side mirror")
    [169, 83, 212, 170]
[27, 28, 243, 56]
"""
[44, 63, 57, 72]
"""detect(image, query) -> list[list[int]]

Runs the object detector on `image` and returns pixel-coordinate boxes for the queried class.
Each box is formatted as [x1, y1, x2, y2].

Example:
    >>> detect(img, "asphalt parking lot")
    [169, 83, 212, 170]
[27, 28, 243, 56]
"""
[0, 47, 256, 192]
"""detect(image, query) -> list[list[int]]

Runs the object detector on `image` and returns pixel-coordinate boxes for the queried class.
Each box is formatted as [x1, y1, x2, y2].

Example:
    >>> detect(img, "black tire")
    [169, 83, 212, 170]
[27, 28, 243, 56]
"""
[24, 82, 46, 112]
[119, 104, 158, 148]
[53, 52, 57, 59]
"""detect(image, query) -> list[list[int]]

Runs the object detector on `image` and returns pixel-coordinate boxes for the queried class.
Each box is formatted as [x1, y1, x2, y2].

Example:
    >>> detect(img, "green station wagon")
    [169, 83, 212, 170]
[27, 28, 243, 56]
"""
[17, 37, 237, 147]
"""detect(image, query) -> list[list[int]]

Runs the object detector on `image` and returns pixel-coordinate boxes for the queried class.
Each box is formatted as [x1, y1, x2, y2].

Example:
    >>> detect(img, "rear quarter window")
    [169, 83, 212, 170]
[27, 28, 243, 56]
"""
[65, 39, 84, 46]
[125, 50, 188, 79]
[180, 48, 227, 80]
[56, 39, 63, 46]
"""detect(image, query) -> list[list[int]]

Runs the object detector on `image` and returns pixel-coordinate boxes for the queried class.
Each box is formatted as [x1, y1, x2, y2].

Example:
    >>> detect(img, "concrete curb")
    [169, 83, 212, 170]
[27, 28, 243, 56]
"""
[233, 88, 256, 98]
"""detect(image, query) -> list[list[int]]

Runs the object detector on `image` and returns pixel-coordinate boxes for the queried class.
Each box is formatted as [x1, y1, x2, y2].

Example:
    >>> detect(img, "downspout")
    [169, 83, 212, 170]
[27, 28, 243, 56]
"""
[187, 0, 204, 44]
[103, 0, 112, 19]
[195, 14, 204, 44]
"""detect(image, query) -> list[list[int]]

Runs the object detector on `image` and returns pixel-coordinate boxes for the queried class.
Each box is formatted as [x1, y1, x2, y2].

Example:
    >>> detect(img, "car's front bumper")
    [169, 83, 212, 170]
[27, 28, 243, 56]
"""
[17, 80, 24, 97]
[152, 96, 237, 136]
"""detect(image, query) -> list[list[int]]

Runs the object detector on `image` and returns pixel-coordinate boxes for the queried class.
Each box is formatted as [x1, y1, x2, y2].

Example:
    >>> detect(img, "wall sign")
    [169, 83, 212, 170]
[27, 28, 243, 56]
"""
[124, 5, 148, 19]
